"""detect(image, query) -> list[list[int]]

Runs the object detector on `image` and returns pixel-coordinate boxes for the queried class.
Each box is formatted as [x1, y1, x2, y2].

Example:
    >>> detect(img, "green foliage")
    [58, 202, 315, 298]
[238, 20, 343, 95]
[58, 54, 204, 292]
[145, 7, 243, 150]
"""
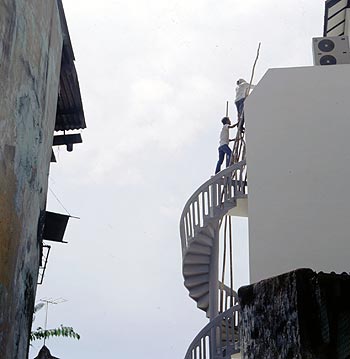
[30, 325, 80, 342]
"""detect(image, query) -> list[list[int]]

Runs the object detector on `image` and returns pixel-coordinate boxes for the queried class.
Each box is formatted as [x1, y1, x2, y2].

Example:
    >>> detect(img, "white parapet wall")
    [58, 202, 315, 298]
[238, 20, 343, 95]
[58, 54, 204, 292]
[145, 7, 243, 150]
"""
[245, 64, 350, 284]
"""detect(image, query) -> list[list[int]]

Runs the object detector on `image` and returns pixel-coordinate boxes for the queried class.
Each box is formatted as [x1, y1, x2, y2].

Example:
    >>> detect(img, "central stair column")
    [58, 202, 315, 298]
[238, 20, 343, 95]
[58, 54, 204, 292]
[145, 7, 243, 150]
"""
[209, 224, 219, 319]
[209, 223, 220, 358]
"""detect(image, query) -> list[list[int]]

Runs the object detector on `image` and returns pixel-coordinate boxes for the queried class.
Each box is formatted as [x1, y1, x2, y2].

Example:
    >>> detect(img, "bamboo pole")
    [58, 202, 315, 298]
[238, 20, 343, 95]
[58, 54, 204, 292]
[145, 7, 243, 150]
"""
[246, 42, 261, 96]
[230, 42, 261, 166]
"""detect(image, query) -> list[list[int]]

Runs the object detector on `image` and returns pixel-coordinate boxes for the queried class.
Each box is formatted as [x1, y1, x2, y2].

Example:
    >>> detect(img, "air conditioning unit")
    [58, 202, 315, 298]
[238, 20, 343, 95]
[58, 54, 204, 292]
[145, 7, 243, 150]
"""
[312, 36, 350, 65]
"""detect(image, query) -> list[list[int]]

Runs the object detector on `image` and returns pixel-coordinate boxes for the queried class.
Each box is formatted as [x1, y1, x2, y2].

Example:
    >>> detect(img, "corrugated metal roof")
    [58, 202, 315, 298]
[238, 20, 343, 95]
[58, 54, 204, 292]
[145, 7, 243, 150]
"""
[55, 0, 86, 132]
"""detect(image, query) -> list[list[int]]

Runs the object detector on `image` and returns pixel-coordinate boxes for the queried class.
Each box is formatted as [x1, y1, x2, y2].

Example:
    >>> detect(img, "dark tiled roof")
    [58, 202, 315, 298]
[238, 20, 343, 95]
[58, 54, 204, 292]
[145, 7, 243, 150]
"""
[55, 0, 86, 131]
[34, 345, 60, 359]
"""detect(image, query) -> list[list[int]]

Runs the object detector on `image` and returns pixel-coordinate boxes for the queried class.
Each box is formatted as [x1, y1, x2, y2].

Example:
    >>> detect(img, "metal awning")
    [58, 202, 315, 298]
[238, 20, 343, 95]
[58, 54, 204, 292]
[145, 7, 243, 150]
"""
[55, 0, 86, 132]
[43, 211, 70, 243]
[38, 211, 72, 284]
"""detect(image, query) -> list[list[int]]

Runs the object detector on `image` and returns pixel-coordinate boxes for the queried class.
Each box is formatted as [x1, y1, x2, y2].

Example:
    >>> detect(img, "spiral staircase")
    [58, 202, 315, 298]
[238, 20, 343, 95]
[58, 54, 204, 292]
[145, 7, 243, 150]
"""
[180, 134, 248, 359]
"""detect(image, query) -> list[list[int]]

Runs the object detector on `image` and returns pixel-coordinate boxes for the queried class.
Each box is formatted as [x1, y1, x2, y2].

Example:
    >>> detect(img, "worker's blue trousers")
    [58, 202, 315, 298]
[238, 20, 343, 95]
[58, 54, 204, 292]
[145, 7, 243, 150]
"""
[215, 144, 231, 174]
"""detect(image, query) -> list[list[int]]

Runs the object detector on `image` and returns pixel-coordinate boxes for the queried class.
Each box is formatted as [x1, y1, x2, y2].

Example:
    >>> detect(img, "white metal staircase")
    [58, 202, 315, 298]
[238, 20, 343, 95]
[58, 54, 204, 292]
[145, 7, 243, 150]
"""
[180, 161, 247, 313]
[180, 160, 247, 358]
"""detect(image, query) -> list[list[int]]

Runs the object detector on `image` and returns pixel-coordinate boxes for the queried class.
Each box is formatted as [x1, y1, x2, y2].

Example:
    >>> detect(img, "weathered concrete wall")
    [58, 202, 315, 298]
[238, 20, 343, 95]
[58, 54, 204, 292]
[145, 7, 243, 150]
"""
[238, 269, 350, 359]
[0, 1, 63, 357]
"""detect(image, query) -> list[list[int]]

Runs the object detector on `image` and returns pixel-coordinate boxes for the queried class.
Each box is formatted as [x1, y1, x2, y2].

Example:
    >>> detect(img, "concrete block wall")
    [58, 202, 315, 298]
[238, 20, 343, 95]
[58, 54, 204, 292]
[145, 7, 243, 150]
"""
[239, 269, 350, 358]
[0, 1, 63, 357]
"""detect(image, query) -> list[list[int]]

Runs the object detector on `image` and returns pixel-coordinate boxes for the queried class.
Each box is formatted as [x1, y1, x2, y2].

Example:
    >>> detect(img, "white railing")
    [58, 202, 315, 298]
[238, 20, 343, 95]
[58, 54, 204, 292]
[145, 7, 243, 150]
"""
[231, 126, 246, 166]
[184, 305, 240, 359]
[219, 282, 238, 314]
[180, 160, 247, 255]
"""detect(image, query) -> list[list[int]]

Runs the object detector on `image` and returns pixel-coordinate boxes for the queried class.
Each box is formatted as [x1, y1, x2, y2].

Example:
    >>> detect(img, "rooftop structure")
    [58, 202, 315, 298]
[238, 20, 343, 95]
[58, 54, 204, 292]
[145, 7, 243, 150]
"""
[180, 1, 350, 357]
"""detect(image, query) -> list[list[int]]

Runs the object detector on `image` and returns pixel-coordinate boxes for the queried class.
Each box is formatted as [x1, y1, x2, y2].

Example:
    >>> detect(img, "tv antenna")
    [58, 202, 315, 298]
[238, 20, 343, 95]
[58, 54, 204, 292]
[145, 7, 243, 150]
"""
[39, 298, 67, 345]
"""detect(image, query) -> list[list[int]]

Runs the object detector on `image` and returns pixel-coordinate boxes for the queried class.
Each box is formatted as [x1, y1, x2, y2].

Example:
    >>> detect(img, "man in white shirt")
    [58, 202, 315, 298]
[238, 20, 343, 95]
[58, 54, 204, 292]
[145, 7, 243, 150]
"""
[235, 78, 255, 130]
[215, 117, 236, 174]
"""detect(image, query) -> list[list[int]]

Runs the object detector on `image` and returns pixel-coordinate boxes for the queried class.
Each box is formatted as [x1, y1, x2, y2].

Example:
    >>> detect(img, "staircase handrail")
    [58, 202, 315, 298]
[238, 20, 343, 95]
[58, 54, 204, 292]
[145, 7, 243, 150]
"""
[219, 281, 238, 313]
[180, 160, 247, 257]
[184, 305, 241, 359]
[219, 281, 237, 299]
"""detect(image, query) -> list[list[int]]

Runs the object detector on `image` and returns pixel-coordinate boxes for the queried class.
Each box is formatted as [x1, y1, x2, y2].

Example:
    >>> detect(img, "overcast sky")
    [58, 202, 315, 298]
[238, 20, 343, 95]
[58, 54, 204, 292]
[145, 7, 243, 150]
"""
[30, 1, 324, 358]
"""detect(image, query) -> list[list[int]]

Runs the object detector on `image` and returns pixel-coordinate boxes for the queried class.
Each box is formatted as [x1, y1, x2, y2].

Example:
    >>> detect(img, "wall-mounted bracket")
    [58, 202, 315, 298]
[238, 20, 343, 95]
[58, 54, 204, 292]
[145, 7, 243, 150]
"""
[53, 133, 82, 152]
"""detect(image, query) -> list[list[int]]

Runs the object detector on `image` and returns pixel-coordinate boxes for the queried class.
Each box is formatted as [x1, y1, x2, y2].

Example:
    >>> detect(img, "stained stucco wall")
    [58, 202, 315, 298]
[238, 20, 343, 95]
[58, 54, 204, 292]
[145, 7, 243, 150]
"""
[245, 65, 350, 284]
[0, 1, 62, 357]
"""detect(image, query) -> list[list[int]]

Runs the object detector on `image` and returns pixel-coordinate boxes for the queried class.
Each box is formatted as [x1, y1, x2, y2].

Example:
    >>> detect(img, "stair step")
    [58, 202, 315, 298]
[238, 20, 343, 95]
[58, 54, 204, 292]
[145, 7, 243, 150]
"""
[200, 225, 215, 238]
[221, 320, 234, 330]
[221, 327, 239, 340]
[221, 322, 239, 342]
[224, 201, 236, 210]
[196, 234, 213, 247]
[187, 243, 211, 256]
[197, 293, 209, 310]
[206, 308, 210, 318]
[183, 254, 210, 265]
[184, 274, 209, 288]
[183, 264, 209, 276]
[189, 284, 209, 299]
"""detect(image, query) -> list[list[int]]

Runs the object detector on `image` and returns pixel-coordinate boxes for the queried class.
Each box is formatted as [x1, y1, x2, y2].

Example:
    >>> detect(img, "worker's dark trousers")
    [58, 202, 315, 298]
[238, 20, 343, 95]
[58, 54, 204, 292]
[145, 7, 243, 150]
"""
[215, 144, 232, 174]
[235, 98, 245, 119]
